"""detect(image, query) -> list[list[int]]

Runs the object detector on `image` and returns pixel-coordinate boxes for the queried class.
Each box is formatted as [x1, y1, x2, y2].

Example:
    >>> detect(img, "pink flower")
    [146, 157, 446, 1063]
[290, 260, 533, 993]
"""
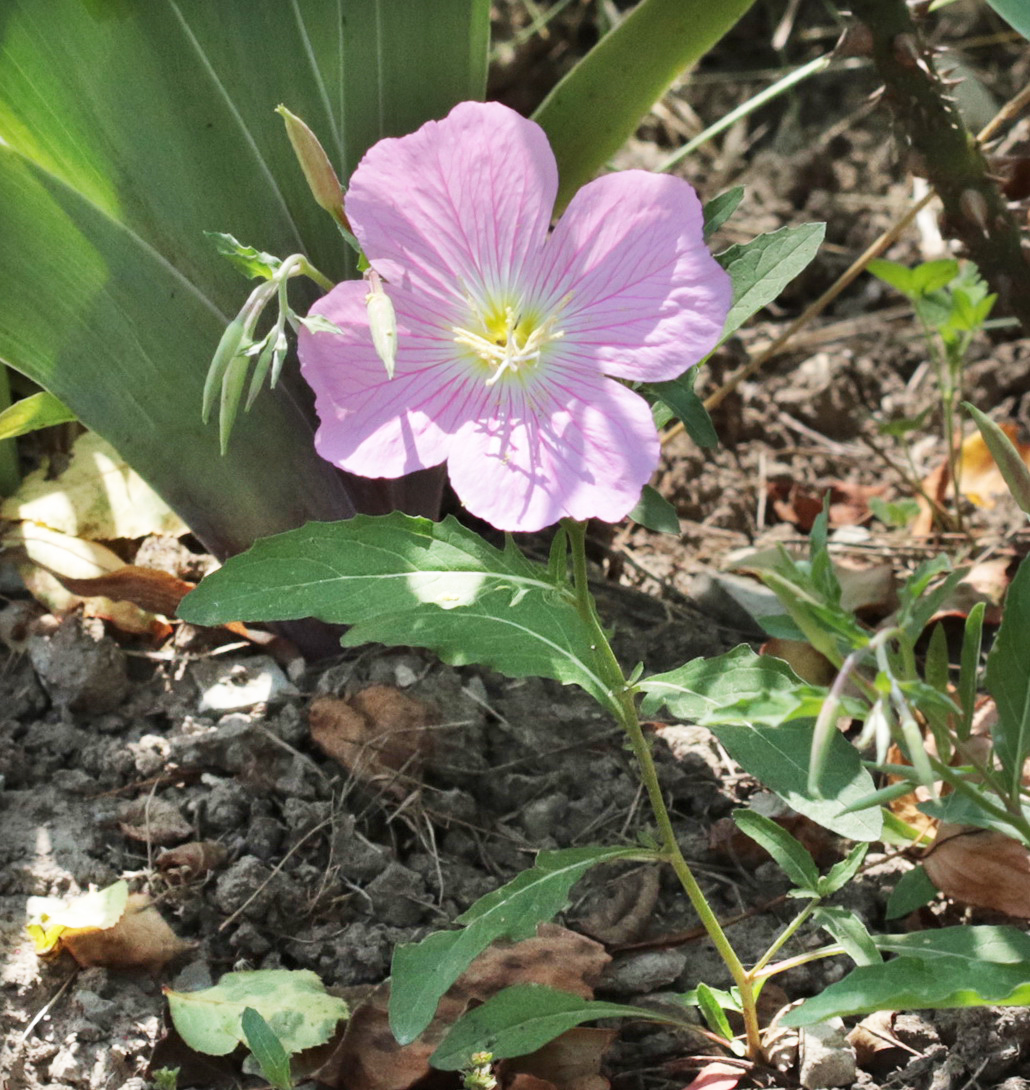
[298, 101, 731, 532]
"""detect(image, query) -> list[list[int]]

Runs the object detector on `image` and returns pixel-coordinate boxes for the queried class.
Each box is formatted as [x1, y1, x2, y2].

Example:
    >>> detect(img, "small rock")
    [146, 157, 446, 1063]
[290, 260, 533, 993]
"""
[799, 1019, 857, 1089]
[602, 949, 688, 995]
[28, 614, 129, 713]
[365, 861, 427, 926]
[191, 655, 298, 713]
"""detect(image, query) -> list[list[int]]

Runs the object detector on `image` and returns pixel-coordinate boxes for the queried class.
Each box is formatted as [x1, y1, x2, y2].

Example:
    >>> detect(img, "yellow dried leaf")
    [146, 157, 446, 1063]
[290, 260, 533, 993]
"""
[26, 879, 129, 954]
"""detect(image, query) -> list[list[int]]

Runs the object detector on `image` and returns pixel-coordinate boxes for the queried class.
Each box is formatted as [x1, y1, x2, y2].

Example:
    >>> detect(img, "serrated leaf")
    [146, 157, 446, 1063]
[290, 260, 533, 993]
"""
[430, 985, 671, 1069]
[641, 648, 881, 839]
[784, 926, 1030, 1025]
[885, 864, 938, 920]
[241, 1007, 293, 1090]
[0, 392, 77, 441]
[179, 514, 617, 713]
[389, 845, 647, 1044]
[703, 187, 744, 241]
[732, 810, 819, 891]
[629, 485, 681, 534]
[205, 232, 282, 281]
[986, 555, 1030, 794]
[717, 223, 825, 343]
[165, 970, 347, 1057]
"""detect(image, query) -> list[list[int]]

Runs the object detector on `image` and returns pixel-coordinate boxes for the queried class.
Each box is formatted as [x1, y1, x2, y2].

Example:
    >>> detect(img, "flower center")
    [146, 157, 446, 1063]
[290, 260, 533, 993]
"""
[453, 304, 563, 387]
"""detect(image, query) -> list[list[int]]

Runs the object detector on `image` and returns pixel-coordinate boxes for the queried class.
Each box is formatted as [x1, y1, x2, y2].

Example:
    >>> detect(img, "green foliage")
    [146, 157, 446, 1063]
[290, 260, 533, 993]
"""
[628, 485, 682, 534]
[640, 647, 882, 839]
[986, 0, 1030, 39]
[389, 846, 650, 1044]
[180, 514, 625, 715]
[164, 969, 348, 1057]
[533, 0, 757, 211]
[702, 187, 745, 241]
[151, 1069, 179, 1090]
[986, 555, 1030, 795]
[430, 985, 673, 1069]
[965, 402, 1030, 518]
[647, 368, 718, 449]
[691, 982, 738, 1040]
[241, 1007, 293, 1090]
[716, 223, 826, 345]
[868, 496, 921, 529]
[785, 927, 1030, 1025]
[885, 865, 938, 920]
[0, 392, 77, 441]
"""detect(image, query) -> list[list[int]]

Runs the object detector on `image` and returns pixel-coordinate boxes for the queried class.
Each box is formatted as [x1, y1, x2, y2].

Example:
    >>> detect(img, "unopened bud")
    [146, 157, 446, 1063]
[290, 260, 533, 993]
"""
[365, 271, 397, 379]
[276, 104, 349, 231]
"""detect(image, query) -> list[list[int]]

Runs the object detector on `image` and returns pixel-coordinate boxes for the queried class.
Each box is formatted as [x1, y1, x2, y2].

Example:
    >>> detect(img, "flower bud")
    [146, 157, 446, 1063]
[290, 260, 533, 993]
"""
[276, 104, 349, 231]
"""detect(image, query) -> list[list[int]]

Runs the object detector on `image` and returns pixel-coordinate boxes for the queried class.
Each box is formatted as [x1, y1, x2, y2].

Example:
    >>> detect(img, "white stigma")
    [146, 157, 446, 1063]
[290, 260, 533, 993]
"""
[453, 304, 563, 387]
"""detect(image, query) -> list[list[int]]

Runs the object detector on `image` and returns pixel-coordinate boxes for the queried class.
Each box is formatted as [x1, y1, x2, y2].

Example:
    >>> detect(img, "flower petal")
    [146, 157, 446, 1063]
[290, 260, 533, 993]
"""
[345, 102, 558, 307]
[537, 171, 731, 382]
[298, 281, 480, 478]
[447, 370, 660, 532]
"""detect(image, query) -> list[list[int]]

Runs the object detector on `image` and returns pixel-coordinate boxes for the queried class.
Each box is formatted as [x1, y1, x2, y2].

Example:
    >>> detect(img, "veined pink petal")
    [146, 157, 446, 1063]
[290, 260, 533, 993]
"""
[298, 281, 479, 477]
[345, 102, 558, 307]
[537, 171, 732, 383]
[446, 371, 660, 532]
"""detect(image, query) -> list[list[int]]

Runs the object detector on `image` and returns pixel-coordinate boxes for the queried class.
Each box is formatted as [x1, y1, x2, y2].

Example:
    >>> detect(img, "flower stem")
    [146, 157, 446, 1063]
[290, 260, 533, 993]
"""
[564, 521, 763, 1060]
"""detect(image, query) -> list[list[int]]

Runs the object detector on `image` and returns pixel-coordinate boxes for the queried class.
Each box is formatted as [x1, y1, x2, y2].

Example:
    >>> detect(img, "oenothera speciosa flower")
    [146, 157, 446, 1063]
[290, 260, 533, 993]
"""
[298, 101, 731, 532]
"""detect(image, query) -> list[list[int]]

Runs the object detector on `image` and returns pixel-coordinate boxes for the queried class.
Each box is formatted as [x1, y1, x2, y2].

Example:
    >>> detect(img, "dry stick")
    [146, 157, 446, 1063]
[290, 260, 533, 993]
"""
[662, 77, 1030, 442]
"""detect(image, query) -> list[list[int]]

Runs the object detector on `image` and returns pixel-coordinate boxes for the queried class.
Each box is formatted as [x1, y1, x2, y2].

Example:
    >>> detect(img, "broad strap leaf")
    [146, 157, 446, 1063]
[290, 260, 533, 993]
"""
[986, 555, 1030, 794]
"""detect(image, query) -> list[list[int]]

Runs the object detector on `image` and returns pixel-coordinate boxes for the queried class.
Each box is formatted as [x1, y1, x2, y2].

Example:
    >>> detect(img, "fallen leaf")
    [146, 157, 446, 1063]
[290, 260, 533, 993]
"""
[846, 1010, 914, 1075]
[156, 840, 228, 881]
[760, 639, 836, 687]
[680, 1061, 746, 1090]
[57, 565, 195, 617]
[309, 686, 436, 791]
[315, 925, 609, 1090]
[1, 430, 188, 539]
[577, 867, 661, 946]
[767, 479, 885, 531]
[26, 880, 130, 955]
[62, 892, 189, 971]
[923, 823, 1030, 918]
[500, 1026, 616, 1090]
[118, 797, 192, 845]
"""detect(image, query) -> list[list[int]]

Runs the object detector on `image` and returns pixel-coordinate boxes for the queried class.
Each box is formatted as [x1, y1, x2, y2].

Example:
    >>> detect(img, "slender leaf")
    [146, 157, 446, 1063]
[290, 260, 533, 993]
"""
[957, 601, 985, 741]
[732, 810, 819, 891]
[784, 926, 1030, 1025]
[647, 368, 718, 448]
[694, 982, 736, 1040]
[811, 905, 881, 966]
[180, 514, 621, 712]
[533, 0, 757, 212]
[0, 391, 76, 441]
[885, 865, 938, 920]
[717, 224, 826, 344]
[965, 402, 1030, 518]
[986, 0, 1030, 40]
[986, 554, 1030, 794]
[629, 485, 681, 534]
[703, 187, 745, 241]
[431, 985, 673, 1069]
[388, 845, 648, 1044]
[818, 842, 869, 897]
[241, 1008, 293, 1090]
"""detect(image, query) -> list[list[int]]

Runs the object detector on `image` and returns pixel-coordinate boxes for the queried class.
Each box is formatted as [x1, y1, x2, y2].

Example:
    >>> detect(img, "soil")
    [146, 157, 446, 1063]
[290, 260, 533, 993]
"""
[4, 3, 1030, 1090]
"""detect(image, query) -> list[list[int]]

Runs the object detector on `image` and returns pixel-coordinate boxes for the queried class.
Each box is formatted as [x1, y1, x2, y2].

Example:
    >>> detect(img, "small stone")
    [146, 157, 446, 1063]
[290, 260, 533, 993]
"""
[364, 861, 426, 926]
[799, 1019, 857, 1089]
[602, 949, 688, 995]
[191, 655, 299, 714]
[28, 614, 129, 713]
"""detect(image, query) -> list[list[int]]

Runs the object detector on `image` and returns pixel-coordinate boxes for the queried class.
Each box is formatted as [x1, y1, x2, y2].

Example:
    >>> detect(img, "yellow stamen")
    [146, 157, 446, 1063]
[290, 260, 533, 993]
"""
[453, 303, 563, 386]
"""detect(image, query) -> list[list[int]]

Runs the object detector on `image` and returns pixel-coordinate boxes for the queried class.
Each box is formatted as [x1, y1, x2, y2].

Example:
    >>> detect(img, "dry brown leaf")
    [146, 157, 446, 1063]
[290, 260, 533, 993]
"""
[577, 866, 661, 946]
[309, 686, 436, 790]
[56, 565, 195, 617]
[156, 840, 228, 880]
[846, 1010, 915, 1075]
[761, 638, 836, 687]
[500, 1026, 615, 1090]
[118, 796, 192, 845]
[767, 479, 885, 531]
[923, 823, 1030, 917]
[315, 925, 609, 1090]
[61, 892, 190, 971]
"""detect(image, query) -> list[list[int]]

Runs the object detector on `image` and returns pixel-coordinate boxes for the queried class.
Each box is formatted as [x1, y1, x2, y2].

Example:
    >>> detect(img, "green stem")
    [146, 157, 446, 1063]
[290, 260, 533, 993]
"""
[750, 898, 820, 977]
[564, 520, 763, 1061]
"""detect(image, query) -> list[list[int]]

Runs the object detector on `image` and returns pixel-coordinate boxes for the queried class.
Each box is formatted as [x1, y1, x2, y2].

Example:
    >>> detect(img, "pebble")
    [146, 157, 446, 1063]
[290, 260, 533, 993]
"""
[602, 949, 688, 996]
[191, 655, 298, 713]
[799, 1019, 858, 1088]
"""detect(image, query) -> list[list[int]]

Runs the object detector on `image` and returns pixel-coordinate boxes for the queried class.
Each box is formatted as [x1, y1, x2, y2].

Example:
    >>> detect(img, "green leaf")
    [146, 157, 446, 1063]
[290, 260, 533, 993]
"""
[180, 514, 620, 713]
[818, 842, 869, 897]
[957, 601, 986, 741]
[0, 0, 489, 556]
[784, 926, 1030, 1025]
[241, 1007, 293, 1090]
[986, 554, 1030, 794]
[910, 259, 960, 296]
[629, 485, 681, 534]
[647, 368, 718, 448]
[703, 187, 745, 241]
[0, 392, 77, 441]
[205, 232, 283, 281]
[430, 985, 672, 1069]
[985, 0, 1030, 41]
[165, 969, 348, 1057]
[732, 809, 819, 891]
[388, 845, 648, 1044]
[717, 223, 826, 344]
[640, 647, 881, 839]
[811, 905, 881, 966]
[533, 0, 757, 212]
[693, 982, 736, 1040]
[965, 403, 1030, 518]
[866, 259, 915, 297]
[917, 792, 1030, 839]
[885, 865, 938, 920]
